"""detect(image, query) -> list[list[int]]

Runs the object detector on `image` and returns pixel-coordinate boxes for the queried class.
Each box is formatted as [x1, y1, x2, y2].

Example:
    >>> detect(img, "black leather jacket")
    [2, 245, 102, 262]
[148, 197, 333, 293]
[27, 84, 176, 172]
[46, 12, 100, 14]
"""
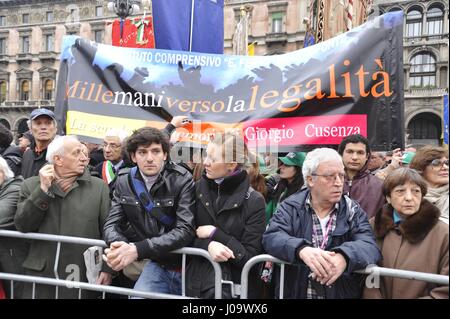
[103, 161, 196, 267]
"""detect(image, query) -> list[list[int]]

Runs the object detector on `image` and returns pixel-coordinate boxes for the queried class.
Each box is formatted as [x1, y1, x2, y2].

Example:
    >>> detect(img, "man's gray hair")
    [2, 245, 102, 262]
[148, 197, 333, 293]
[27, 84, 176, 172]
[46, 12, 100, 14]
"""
[46, 135, 79, 164]
[104, 129, 128, 143]
[0, 156, 14, 180]
[302, 148, 343, 183]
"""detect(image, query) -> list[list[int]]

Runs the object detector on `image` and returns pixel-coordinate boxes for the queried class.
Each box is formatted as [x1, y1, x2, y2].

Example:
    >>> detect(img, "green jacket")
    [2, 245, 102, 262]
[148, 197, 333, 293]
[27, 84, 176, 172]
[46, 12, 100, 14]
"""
[0, 176, 23, 230]
[15, 169, 111, 299]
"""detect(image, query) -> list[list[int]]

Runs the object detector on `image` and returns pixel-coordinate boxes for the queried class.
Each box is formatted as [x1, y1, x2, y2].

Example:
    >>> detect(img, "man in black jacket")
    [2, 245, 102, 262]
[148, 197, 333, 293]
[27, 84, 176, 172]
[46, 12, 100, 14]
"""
[103, 127, 195, 295]
[21, 108, 57, 179]
[263, 147, 381, 299]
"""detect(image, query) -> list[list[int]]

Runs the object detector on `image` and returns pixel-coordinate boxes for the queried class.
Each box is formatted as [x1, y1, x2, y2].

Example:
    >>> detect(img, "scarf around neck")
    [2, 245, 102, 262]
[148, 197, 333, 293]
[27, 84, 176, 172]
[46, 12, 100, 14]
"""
[54, 170, 80, 193]
[424, 184, 449, 224]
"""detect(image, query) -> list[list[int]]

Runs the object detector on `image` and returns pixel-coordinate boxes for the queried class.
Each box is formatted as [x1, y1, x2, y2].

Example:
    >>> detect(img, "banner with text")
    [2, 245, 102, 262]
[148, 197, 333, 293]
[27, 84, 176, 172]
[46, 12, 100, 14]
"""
[55, 12, 404, 152]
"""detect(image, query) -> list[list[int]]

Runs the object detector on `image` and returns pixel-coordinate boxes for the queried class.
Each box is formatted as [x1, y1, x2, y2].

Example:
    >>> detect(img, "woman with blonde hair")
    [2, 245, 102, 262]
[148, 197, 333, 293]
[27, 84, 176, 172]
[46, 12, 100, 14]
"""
[186, 131, 266, 298]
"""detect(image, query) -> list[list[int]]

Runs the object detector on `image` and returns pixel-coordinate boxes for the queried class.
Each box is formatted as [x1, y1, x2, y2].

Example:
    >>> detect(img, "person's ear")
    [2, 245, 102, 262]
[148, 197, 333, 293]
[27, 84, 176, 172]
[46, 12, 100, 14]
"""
[306, 175, 314, 188]
[53, 155, 63, 167]
[130, 152, 137, 164]
[386, 196, 391, 204]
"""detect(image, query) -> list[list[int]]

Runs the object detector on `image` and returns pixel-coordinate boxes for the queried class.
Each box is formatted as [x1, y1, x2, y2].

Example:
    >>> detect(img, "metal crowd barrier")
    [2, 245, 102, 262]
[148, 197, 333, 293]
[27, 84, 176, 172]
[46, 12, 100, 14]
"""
[2, 230, 448, 299]
[0, 229, 222, 299]
[240, 255, 450, 299]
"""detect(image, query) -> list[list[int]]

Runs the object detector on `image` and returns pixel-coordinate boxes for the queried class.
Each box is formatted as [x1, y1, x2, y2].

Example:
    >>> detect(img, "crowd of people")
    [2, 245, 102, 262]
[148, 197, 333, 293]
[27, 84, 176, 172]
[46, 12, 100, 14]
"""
[0, 108, 448, 299]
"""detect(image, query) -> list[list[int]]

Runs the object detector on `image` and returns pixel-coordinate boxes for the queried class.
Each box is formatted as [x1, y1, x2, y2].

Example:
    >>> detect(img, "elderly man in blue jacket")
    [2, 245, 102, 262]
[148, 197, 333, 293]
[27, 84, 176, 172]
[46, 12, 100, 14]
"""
[262, 147, 381, 299]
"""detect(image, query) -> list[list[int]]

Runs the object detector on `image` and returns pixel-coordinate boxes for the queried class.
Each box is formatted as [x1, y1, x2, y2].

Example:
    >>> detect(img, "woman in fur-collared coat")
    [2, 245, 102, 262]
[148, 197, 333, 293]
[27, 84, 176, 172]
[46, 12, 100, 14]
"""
[363, 168, 448, 299]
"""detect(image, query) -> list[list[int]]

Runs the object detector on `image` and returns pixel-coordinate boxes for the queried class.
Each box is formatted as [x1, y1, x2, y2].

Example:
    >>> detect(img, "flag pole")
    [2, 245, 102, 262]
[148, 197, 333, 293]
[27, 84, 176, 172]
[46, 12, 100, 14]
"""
[189, 0, 195, 51]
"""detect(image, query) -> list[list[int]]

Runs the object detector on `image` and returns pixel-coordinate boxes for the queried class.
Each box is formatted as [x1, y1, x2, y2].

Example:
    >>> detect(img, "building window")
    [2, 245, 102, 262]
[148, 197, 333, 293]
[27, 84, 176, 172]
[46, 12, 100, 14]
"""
[94, 30, 103, 43]
[0, 16, 6, 26]
[427, 7, 443, 36]
[45, 34, 54, 51]
[0, 81, 6, 103]
[0, 38, 6, 54]
[70, 8, 77, 23]
[20, 36, 30, 53]
[46, 11, 53, 22]
[20, 80, 30, 101]
[22, 13, 29, 24]
[44, 79, 53, 100]
[406, 9, 422, 37]
[408, 113, 441, 142]
[409, 53, 436, 88]
[95, 6, 103, 17]
[271, 13, 283, 33]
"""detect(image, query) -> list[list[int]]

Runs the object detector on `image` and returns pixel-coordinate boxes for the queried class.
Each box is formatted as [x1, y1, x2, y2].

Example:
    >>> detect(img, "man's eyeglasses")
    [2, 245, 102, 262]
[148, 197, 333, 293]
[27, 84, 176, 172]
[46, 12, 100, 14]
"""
[429, 159, 449, 169]
[103, 143, 121, 150]
[311, 173, 345, 182]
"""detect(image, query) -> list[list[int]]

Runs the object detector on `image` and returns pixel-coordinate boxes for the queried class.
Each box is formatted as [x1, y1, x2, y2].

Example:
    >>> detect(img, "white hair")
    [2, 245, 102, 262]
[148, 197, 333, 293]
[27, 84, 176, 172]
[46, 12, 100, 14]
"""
[104, 129, 128, 143]
[0, 156, 14, 180]
[46, 135, 79, 164]
[302, 148, 343, 184]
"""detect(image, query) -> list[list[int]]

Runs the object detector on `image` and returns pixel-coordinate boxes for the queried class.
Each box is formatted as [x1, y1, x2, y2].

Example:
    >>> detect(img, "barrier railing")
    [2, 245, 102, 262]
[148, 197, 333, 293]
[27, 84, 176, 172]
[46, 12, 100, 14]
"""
[0, 230, 222, 299]
[2, 230, 448, 299]
[240, 255, 449, 299]
[0, 273, 190, 299]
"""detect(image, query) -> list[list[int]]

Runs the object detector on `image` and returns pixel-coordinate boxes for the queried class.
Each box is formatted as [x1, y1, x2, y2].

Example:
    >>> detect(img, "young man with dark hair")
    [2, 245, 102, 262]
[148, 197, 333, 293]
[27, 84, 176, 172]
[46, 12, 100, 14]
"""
[337, 134, 385, 218]
[103, 127, 195, 296]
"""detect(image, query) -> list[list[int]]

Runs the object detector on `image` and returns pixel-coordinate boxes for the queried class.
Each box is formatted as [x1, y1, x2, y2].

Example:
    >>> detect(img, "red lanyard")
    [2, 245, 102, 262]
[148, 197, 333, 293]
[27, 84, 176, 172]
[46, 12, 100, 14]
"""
[313, 214, 334, 250]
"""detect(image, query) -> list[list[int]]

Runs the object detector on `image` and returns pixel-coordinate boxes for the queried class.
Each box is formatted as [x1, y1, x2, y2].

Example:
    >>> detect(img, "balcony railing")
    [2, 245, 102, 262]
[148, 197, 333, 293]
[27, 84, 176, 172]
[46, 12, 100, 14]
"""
[16, 53, 33, 63]
[0, 100, 55, 107]
[0, 53, 8, 63]
[404, 33, 449, 44]
[265, 31, 288, 44]
[39, 51, 58, 62]
[405, 87, 447, 97]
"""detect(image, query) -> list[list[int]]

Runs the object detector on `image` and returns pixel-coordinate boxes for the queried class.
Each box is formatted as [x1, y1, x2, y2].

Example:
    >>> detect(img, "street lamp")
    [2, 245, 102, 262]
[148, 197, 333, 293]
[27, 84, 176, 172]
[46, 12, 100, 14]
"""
[107, 0, 142, 20]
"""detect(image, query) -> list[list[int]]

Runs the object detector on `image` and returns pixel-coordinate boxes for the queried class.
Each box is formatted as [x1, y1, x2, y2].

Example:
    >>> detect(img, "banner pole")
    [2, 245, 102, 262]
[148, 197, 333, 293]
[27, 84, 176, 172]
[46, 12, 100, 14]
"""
[189, 0, 195, 52]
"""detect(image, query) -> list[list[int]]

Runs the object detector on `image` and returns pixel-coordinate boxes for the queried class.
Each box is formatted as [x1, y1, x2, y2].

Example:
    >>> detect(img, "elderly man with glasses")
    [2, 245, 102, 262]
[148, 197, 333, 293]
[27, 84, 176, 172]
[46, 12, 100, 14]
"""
[262, 147, 381, 299]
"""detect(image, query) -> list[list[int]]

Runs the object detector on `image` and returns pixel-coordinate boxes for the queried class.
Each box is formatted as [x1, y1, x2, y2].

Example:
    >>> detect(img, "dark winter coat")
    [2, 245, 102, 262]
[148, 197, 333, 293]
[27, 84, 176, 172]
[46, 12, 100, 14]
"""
[14, 169, 111, 299]
[20, 147, 48, 179]
[262, 189, 381, 299]
[186, 170, 266, 298]
[103, 161, 196, 269]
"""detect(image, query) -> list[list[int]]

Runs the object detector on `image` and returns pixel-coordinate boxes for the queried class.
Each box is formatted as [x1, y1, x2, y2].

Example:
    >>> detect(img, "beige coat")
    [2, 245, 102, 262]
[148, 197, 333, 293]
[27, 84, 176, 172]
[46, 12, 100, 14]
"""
[363, 200, 448, 299]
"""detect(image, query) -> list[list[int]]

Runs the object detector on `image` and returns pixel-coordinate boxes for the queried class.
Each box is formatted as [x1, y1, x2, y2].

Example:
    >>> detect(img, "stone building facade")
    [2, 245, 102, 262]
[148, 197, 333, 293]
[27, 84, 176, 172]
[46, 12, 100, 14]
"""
[1, 0, 447, 146]
[0, 0, 115, 137]
[373, 0, 449, 146]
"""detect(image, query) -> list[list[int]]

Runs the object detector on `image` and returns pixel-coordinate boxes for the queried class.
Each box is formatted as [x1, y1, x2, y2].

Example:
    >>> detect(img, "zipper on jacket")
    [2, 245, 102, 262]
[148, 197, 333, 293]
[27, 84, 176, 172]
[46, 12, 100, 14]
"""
[215, 185, 221, 211]
[347, 179, 352, 196]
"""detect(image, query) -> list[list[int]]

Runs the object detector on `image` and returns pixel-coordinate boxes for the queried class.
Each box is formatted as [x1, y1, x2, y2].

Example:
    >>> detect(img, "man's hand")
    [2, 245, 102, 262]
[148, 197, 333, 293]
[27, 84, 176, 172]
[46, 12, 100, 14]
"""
[170, 116, 190, 128]
[196, 225, 216, 239]
[96, 271, 112, 285]
[299, 247, 334, 281]
[323, 252, 347, 286]
[389, 148, 403, 169]
[103, 241, 138, 271]
[207, 241, 235, 262]
[39, 164, 55, 193]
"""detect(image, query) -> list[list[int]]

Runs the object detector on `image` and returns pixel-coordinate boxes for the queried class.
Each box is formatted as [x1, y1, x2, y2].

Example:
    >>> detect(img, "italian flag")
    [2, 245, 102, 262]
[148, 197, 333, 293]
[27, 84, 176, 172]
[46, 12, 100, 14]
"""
[102, 161, 116, 185]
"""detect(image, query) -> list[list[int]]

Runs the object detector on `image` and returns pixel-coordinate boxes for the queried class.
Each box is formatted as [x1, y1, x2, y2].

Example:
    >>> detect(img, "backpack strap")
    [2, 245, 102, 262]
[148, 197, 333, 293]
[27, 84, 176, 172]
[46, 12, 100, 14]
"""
[129, 167, 175, 227]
